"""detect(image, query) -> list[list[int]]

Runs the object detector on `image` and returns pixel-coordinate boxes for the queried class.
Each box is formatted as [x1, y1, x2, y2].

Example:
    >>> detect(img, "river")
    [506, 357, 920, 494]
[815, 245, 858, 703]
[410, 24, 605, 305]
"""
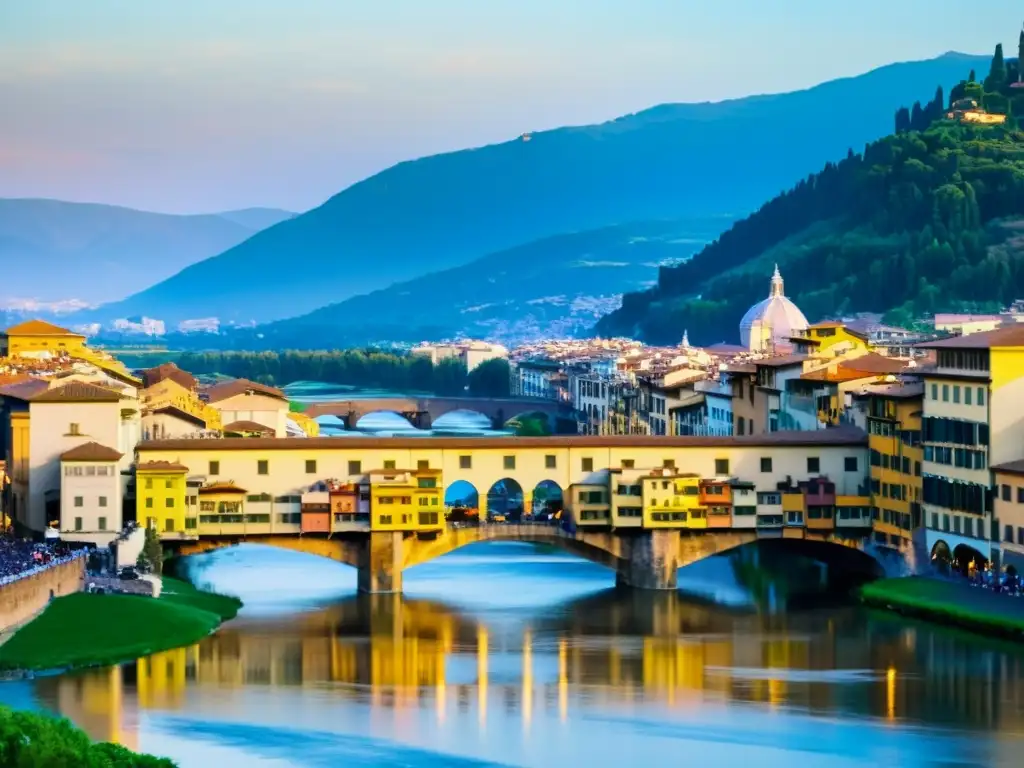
[2, 544, 1024, 766]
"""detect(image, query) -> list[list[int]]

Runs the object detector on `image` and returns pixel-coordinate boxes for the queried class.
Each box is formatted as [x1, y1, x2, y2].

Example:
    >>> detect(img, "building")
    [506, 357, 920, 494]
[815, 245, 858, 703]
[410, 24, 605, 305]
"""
[140, 363, 220, 433]
[411, 341, 508, 372]
[512, 360, 566, 400]
[142, 406, 208, 440]
[203, 379, 289, 437]
[0, 380, 127, 534]
[789, 321, 871, 357]
[0, 320, 88, 359]
[59, 441, 124, 545]
[739, 266, 809, 352]
[916, 326, 1024, 566]
[135, 431, 869, 538]
[933, 314, 1003, 336]
[861, 382, 924, 551]
[135, 460, 190, 537]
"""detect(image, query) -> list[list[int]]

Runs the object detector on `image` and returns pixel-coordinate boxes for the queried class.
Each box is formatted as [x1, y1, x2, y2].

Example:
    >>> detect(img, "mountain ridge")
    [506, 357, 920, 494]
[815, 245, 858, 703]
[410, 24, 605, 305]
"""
[88, 52, 986, 328]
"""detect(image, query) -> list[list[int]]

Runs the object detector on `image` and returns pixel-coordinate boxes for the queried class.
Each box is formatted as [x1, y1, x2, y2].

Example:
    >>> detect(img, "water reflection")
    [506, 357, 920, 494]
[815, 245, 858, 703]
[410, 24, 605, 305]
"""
[30, 589, 1024, 757]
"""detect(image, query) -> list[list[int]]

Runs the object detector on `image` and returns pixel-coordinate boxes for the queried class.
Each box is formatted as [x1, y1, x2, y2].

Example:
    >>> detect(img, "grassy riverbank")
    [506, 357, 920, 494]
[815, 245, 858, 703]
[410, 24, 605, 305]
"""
[860, 577, 1024, 638]
[0, 577, 241, 672]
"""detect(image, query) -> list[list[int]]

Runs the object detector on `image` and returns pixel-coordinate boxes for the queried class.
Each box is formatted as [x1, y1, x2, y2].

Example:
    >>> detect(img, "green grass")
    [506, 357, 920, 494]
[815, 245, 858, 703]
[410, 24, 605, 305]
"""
[860, 577, 1024, 636]
[0, 578, 243, 672]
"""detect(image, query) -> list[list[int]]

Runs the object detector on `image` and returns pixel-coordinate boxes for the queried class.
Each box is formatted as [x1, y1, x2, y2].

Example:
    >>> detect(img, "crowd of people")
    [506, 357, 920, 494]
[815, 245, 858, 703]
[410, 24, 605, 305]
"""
[0, 532, 74, 582]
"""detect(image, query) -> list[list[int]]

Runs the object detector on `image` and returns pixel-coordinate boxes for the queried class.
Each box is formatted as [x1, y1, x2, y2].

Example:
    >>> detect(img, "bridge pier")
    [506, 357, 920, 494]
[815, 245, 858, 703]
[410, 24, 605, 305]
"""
[616, 530, 680, 590]
[357, 531, 404, 594]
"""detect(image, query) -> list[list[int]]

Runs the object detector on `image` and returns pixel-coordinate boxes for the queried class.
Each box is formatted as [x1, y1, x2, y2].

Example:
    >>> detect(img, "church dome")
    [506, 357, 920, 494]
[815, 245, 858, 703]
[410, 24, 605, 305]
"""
[739, 265, 809, 350]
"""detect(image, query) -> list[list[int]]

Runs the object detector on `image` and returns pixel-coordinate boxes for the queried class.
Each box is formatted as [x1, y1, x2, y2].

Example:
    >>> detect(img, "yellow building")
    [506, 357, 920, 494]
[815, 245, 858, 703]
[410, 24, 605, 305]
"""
[918, 325, 1024, 564]
[136, 460, 189, 537]
[640, 469, 701, 529]
[864, 382, 923, 549]
[790, 321, 871, 357]
[368, 467, 443, 531]
[993, 460, 1024, 572]
[0, 319, 88, 358]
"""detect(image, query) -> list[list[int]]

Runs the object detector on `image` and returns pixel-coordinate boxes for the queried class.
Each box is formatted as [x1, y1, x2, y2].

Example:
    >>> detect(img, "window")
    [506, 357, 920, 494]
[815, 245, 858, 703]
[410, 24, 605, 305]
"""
[348, 460, 362, 475]
[165, 479, 173, 488]
[69, 423, 81, 436]
[258, 460, 269, 475]
[807, 457, 820, 474]
[417, 460, 430, 470]
[166, 497, 175, 508]
[978, 387, 985, 406]
[760, 457, 772, 473]
[1018, 487, 1024, 504]
[384, 460, 396, 470]
[165, 519, 175, 532]
[209, 460, 220, 476]
[379, 514, 393, 526]
[98, 517, 107, 531]
[74, 496, 83, 508]
[145, 498, 154, 508]
[622, 459, 635, 469]
[98, 496, 107, 508]
[74, 517, 83, 531]
[965, 387, 972, 406]
[145, 478, 153, 490]
[545, 455, 557, 469]
[504, 456, 516, 470]
[306, 460, 317, 474]
[582, 457, 594, 472]
[844, 456, 858, 472]
[715, 458, 729, 475]
[942, 384, 949, 402]
[952, 385, 960, 404]
[1003, 484, 1012, 502]
[459, 455, 472, 469]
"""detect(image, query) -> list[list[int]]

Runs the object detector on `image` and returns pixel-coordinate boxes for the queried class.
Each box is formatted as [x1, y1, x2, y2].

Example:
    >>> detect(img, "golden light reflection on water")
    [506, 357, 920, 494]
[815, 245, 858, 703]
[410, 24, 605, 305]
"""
[30, 591, 1024, 749]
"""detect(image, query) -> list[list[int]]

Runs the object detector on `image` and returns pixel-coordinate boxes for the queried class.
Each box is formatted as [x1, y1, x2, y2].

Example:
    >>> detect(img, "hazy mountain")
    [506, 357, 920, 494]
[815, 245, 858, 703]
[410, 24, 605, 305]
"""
[216, 208, 295, 230]
[96, 52, 986, 326]
[242, 217, 734, 348]
[0, 199, 293, 307]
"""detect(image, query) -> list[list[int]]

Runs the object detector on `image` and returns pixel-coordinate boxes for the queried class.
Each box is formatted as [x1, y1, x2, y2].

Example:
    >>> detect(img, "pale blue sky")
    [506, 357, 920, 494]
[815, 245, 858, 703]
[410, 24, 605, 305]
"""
[0, 1, 1019, 213]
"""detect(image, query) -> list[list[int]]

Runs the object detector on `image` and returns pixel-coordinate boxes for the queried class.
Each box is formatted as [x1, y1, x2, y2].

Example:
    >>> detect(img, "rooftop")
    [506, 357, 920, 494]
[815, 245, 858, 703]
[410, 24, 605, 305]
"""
[141, 362, 197, 391]
[137, 460, 190, 473]
[917, 325, 1024, 350]
[993, 460, 1024, 476]
[198, 481, 247, 494]
[204, 378, 287, 403]
[138, 428, 868, 453]
[60, 441, 124, 462]
[223, 419, 275, 434]
[1, 319, 84, 338]
[0, 380, 122, 403]
[150, 405, 206, 428]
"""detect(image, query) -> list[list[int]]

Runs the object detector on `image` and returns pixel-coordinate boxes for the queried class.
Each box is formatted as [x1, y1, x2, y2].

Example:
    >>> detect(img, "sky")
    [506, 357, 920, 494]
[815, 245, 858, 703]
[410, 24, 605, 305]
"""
[1, 0, 1021, 214]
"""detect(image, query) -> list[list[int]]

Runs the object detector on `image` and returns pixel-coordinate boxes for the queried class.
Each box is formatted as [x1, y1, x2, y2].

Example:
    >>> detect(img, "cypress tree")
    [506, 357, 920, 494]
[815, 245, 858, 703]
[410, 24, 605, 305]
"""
[910, 101, 924, 131]
[894, 106, 911, 133]
[1019, 27, 1024, 82]
[987, 43, 1007, 89]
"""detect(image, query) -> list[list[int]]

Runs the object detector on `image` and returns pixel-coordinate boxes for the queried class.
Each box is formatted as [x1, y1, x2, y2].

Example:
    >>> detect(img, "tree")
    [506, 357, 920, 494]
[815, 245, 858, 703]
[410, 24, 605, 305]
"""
[1019, 28, 1024, 83]
[467, 358, 511, 397]
[910, 101, 924, 131]
[968, 68, 976, 82]
[894, 106, 911, 133]
[138, 526, 164, 575]
[986, 43, 1007, 90]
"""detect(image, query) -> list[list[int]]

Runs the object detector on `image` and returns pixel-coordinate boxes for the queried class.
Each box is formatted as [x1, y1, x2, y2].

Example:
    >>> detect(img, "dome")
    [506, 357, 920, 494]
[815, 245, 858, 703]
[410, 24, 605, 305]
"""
[739, 265, 808, 350]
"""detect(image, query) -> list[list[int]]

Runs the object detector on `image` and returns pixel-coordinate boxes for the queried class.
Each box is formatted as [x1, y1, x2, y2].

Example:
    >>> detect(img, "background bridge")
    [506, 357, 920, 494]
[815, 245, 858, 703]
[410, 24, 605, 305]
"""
[304, 396, 576, 430]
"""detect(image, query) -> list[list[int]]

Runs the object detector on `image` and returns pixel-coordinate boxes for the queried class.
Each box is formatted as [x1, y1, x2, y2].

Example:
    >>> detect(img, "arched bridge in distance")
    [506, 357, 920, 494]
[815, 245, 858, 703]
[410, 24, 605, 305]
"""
[303, 397, 577, 430]
[176, 525, 905, 594]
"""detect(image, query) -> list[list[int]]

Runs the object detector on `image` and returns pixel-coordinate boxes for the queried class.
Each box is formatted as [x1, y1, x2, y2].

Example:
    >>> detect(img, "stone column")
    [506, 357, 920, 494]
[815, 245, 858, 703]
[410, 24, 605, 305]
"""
[616, 530, 679, 590]
[358, 531, 404, 594]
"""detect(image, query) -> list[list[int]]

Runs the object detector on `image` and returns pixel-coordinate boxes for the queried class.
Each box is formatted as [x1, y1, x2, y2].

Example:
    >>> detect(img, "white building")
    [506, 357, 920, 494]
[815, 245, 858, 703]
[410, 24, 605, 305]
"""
[204, 379, 289, 437]
[60, 441, 124, 545]
[739, 266, 809, 352]
[1, 380, 126, 534]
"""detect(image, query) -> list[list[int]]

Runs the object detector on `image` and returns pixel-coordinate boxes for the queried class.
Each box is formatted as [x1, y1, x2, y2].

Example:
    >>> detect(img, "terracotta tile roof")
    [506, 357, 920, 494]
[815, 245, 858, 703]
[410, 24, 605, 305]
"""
[60, 441, 123, 462]
[0, 373, 33, 387]
[755, 354, 808, 369]
[993, 460, 1024, 476]
[800, 353, 910, 383]
[28, 381, 122, 403]
[0, 379, 50, 401]
[150, 405, 206, 428]
[1, 319, 84, 337]
[223, 419, 274, 434]
[204, 378, 286, 403]
[137, 460, 190, 472]
[859, 381, 925, 399]
[198, 481, 247, 494]
[138, 427, 868, 453]
[917, 325, 1024, 349]
[141, 362, 197, 390]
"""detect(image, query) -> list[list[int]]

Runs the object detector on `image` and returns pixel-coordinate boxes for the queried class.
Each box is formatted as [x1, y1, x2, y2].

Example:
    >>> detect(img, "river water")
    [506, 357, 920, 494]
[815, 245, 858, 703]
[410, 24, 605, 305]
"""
[3, 544, 1024, 766]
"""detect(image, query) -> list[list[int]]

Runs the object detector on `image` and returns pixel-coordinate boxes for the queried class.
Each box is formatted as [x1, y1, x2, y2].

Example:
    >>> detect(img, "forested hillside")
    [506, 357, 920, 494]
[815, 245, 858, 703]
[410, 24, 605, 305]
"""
[597, 41, 1024, 344]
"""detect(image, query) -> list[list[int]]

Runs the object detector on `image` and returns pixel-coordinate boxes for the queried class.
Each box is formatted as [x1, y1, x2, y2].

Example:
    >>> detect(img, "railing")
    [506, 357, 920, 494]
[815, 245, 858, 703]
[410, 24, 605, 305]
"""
[0, 549, 87, 587]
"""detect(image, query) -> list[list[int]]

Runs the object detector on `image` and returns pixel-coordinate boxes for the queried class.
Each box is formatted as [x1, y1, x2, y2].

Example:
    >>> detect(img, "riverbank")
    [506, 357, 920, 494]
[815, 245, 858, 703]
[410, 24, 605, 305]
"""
[860, 576, 1024, 639]
[0, 576, 241, 672]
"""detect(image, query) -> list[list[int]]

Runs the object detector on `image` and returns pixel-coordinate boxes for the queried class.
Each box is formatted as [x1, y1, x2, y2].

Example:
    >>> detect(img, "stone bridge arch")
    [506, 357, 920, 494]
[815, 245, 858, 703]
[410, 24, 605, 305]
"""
[304, 397, 574, 430]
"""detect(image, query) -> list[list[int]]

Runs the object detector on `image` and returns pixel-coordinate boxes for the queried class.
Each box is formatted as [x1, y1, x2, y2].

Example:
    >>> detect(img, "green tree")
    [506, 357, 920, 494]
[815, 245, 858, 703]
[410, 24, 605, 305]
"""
[986, 43, 1007, 90]
[1019, 28, 1024, 84]
[467, 358, 511, 397]
[138, 526, 164, 575]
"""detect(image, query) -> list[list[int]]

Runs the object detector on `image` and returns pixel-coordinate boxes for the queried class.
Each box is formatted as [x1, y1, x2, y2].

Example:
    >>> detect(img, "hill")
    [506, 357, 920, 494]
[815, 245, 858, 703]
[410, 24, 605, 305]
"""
[596, 46, 1024, 344]
[0, 199, 292, 306]
[216, 207, 295, 230]
[94, 53, 986, 327]
[244, 217, 733, 348]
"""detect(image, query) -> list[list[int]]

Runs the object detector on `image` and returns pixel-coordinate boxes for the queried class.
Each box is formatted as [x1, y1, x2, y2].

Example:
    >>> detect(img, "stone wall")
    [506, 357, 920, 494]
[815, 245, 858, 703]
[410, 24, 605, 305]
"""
[0, 557, 85, 637]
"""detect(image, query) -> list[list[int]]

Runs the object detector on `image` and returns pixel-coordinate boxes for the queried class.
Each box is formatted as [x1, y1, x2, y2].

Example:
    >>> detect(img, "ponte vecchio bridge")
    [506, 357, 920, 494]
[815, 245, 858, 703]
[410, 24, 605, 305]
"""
[304, 396, 576, 430]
